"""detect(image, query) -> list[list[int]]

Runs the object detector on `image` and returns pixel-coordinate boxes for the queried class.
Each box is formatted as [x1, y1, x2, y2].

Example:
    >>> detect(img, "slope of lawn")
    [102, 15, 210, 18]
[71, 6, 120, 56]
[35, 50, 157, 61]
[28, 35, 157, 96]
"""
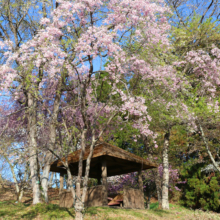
[0, 201, 220, 220]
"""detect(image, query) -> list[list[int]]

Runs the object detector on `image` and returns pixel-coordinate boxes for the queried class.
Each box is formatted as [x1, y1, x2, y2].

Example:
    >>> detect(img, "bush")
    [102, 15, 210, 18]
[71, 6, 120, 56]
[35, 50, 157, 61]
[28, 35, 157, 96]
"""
[178, 159, 220, 211]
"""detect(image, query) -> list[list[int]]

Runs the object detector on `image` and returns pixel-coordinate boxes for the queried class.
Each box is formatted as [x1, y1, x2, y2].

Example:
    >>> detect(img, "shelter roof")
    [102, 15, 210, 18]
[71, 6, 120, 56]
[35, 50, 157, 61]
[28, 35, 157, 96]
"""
[50, 142, 157, 178]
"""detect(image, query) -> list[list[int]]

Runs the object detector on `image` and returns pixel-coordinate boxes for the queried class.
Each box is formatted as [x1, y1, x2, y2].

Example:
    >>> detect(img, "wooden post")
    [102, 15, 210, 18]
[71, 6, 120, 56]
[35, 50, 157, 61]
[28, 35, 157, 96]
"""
[59, 173, 64, 194]
[138, 167, 145, 208]
[138, 168, 143, 193]
[102, 156, 108, 206]
[97, 163, 102, 185]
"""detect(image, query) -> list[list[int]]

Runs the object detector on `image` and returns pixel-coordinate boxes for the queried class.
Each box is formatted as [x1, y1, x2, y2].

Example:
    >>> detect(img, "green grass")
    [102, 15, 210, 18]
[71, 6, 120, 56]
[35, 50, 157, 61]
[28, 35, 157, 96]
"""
[0, 201, 220, 219]
[150, 202, 159, 209]
[0, 202, 75, 219]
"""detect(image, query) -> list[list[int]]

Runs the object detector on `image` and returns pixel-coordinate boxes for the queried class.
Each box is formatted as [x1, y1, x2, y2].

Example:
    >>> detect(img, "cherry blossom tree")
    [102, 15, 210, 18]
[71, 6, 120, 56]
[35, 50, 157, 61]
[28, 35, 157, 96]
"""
[0, 0, 63, 204]
[176, 46, 220, 173]
[0, 0, 180, 218]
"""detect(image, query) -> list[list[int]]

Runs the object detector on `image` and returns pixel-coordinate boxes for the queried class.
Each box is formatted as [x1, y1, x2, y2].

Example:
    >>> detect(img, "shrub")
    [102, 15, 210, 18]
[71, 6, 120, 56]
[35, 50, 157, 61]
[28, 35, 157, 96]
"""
[178, 159, 220, 211]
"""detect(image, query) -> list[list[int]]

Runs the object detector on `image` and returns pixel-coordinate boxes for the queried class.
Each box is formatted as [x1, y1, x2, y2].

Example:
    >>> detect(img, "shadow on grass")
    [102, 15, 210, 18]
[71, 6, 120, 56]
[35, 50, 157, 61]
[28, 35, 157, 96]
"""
[65, 207, 75, 218]
[86, 207, 99, 215]
[21, 204, 75, 219]
[0, 201, 26, 218]
[149, 209, 170, 217]
[0, 202, 75, 220]
[149, 202, 170, 217]
[87, 206, 157, 219]
[0, 201, 178, 219]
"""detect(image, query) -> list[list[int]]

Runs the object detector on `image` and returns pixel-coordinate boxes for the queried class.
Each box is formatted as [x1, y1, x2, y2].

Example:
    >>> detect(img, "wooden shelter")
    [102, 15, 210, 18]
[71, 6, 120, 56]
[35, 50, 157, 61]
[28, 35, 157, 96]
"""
[50, 142, 157, 177]
[50, 142, 157, 208]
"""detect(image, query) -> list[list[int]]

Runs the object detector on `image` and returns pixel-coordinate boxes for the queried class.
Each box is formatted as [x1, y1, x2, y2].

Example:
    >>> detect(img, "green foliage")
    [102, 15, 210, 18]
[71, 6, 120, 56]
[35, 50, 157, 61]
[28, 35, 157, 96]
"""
[179, 159, 220, 211]
[171, 14, 220, 57]
[93, 71, 113, 103]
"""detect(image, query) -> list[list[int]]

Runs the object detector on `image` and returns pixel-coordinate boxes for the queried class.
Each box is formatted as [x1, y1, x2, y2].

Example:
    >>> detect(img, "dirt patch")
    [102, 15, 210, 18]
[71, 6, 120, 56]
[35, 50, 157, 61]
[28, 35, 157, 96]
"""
[150, 197, 158, 203]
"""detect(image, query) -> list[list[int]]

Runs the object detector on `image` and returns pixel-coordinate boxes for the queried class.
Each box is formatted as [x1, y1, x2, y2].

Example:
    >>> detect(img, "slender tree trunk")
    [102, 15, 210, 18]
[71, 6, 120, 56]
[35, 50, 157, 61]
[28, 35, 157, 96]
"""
[75, 132, 97, 220]
[28, 92, 41, 204]
[74, 102, 114, 219]
[18, 163, 28, 202]
[48, 149, 77, 209]
[75, 130, 87, 220]
[82, 137, 98, 202]
[41, 152, 53, 203]
[0, 174, 4, 187]
[75, 211, 83, 220]
[66, 166, 75, 202]
[59, 173, 64, 194]
[162, 129, 170, 210]
[18, 190, 24, 202]
[155, 170, 162, 208]
[199, 123, 220, 172]
[42, 79, 61, 203]
[146, 190, 152, 210]
[142, 136, 162, 208]
[101, 156, 108, 206]
[4, 156, 19, 199]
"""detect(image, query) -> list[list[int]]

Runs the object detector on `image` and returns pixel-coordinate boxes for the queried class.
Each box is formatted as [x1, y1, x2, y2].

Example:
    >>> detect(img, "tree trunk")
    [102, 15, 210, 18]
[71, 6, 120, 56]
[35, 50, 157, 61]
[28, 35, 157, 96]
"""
[41, 152, 53, 203]
[75, 131, 97, 219]
[101, 157, 108, 206]
[0, 174, 4, 186]
[18, 190, 24, 202]
[142, 135, 162, 208]
[138, 168, 145, 208]
[3, 155, 28, 202]
[155, 170, 162, 208]
[74, 106, 114, 219]
[42, 78, 61, 203]
[28, 92, 41, 204]
[162, 130, 170, 210]
[59, 173, 64, 194]
[18, 162, 29, 202]
[146, 193, 152, 209]
[75, 130, 87, 218]
[81, 138, 97, 204]
[199, 123, 220, 172]
[75, 211, 83, 220]
[66, 167, 75, 201]
[4, 156, 19, 199]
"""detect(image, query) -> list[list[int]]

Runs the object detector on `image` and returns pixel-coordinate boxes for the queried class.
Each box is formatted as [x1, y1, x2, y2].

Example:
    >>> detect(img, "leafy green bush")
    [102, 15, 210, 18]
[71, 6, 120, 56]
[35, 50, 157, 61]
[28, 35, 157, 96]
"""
[178, 159, 220, 211]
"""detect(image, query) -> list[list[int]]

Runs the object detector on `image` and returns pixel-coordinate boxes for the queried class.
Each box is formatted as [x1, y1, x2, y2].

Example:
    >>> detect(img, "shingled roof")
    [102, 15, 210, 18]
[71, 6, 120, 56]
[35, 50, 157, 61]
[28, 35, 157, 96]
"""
[50, 142, 157, 178]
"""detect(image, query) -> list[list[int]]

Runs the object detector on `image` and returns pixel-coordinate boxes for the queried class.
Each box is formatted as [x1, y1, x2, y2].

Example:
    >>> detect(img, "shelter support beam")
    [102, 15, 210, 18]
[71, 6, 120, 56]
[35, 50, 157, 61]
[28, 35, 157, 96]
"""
[97, 163, 102, 185]
[102, 156, 108, 206]
[138, 168, 143, 193]
[59, 173, 64, 194]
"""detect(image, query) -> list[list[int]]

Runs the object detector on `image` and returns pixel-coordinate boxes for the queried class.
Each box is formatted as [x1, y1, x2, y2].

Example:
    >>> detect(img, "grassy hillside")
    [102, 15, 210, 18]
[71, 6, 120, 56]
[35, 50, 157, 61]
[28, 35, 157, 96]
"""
[0, 201, 220, 220]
